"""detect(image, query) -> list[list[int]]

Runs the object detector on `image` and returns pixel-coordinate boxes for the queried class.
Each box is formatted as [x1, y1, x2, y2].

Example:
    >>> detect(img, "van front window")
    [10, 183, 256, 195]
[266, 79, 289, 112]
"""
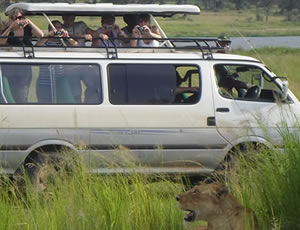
[214, 64, 283, 102]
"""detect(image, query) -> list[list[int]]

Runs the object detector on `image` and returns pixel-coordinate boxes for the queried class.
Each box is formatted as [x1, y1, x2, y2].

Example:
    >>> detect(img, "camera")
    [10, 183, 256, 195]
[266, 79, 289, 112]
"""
[56, 31, 63, 37]
[106, 24, 114, 31]
[18, 22, 25, 27]
[138, 26, 145, 32]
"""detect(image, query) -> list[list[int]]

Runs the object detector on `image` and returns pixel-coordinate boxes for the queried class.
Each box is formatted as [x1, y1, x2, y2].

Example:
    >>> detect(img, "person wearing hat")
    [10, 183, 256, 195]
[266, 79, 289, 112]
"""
[217, 35, 232, 53]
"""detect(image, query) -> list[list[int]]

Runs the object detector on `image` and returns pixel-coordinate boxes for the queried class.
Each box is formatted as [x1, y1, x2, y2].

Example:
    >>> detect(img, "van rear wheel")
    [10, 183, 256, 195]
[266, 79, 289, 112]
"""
[23, 148, 78, 192]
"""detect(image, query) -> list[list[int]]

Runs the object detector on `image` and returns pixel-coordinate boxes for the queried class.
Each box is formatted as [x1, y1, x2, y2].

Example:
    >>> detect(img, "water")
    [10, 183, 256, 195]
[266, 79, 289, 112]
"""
[230, 36, 300, 50]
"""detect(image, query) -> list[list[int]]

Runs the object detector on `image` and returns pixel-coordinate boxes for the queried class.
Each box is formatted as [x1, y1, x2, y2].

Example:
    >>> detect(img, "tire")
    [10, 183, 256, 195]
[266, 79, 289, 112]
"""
[216, 143, 256, 173]
[19, 147, 78, 192]
[217, 143, 268, 176]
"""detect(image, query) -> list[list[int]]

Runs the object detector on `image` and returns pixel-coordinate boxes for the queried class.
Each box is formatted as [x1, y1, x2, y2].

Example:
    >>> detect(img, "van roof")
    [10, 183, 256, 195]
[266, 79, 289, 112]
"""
[5, 2, 200, 17]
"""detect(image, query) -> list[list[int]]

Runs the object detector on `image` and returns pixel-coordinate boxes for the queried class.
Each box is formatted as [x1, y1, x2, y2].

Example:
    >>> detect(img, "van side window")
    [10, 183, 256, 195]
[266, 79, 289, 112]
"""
[214, 64, 283, 102]
[108, 64, 201, 105]
[0, 64, 102, 104]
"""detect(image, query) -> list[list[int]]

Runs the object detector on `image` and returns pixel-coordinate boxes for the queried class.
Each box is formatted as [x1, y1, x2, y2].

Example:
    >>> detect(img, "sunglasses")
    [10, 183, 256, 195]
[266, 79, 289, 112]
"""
[16, 16, 24, 20]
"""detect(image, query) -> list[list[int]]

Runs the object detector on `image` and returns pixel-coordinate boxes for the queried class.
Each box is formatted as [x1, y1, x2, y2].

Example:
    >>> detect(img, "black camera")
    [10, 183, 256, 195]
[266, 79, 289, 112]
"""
[138, 26, 145, 32]
[56, 31, 63, 37]
[18, 22, 25, 27]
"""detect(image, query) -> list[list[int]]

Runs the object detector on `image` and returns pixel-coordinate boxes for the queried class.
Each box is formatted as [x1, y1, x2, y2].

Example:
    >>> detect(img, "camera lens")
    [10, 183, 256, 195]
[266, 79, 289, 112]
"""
[138, 26, 145, 32]
[56, 31, 62, 36]
[18, 22, 25, 27]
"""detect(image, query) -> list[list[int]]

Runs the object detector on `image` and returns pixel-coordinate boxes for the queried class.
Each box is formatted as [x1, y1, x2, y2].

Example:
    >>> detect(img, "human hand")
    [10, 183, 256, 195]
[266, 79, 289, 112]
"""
[132, 25, 140, 38]
[8, 20, 18, 30]
[113, 24, 121, 33]
[48, 29, 57, 37]
[139, 25, 151, 34]
[99, 33, 109, 40]
[84, 33, 93, 41]
[22, 18, 30, 27]
[60, 29, 69, 37]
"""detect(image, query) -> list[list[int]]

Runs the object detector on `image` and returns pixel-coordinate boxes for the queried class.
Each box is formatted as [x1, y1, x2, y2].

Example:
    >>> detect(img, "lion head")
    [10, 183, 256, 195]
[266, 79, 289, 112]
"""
[176, 183, 229, 223]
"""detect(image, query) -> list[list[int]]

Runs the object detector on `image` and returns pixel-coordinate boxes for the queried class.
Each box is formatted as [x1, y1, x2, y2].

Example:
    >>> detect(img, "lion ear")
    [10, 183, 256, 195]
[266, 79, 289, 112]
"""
[216, 185, 228, 199]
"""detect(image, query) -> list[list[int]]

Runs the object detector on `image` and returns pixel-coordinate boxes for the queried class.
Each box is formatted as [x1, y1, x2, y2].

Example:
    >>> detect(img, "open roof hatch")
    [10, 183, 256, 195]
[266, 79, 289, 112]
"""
[5, 2, 200, 17]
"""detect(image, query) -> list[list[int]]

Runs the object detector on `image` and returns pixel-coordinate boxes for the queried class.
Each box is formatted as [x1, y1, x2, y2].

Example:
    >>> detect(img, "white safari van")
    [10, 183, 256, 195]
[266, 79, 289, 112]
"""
[0, 3, 299, 180]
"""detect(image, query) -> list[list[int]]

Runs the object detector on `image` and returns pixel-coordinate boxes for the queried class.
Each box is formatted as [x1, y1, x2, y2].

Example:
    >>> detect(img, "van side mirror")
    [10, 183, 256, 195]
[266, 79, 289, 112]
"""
[281, 79, 288, 101]
[273, 76, 288, 101]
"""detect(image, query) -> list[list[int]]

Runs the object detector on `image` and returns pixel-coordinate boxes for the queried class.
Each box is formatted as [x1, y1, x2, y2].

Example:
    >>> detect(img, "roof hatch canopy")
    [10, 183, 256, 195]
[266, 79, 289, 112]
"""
[5, 2, 200, 17]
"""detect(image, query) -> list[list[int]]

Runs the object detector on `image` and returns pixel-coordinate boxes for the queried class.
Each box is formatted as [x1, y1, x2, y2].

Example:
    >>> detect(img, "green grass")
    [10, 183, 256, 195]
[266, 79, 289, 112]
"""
[0, 162, 190, 230]
[3, 133, 300, 230]
[2, 9, 300, 37]
[226, 129, 300, 230]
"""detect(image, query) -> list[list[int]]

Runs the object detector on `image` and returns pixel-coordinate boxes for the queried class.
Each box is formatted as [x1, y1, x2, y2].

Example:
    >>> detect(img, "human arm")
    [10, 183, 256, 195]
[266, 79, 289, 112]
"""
[140, 25, 161, 39]
[112, 24, 128, 39]
[61, 29, 78, 46]
[0, 20, 16, 45]
[23, 18, 44, 38]
[91, 28, 110, 47]
[149, 25, 161, 39]
[130, 25, 140, 47]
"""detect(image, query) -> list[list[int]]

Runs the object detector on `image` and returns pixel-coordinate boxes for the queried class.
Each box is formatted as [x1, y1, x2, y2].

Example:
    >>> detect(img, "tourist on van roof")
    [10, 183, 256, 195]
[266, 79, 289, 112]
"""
[62, 15, 95, 46]
[0, 7, 43, 46]
[121, 14, 138, 47]
[92, 14, 127, 48]
[217, 34, 231, 53]
[130, 14, 161, 48]
[36, 20, 78, 47]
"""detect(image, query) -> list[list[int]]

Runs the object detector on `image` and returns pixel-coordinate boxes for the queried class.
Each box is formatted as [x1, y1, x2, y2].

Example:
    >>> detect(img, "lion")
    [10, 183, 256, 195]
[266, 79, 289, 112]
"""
[176, 183, 259, 230]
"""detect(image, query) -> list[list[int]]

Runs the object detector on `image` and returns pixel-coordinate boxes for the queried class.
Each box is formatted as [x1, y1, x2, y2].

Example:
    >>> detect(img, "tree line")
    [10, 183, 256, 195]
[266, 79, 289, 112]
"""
[1, 0, 299, 22]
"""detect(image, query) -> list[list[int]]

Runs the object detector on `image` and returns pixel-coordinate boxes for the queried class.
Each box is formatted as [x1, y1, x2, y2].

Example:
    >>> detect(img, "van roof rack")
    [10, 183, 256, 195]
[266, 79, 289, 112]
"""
[0, 37, 225, 59]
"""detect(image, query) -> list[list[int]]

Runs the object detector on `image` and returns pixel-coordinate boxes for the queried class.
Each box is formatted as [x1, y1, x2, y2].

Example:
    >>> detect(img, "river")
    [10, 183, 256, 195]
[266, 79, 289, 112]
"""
[230, 36, 300, 50]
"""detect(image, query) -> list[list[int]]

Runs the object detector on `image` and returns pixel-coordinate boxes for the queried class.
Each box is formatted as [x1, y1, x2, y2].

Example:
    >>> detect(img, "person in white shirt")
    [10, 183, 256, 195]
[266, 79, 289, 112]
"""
[130, 14, 161, 48]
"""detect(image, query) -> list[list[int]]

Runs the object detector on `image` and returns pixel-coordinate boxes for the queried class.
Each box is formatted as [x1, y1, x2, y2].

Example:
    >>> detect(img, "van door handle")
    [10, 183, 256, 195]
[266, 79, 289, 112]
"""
[216, 108, 230, 112]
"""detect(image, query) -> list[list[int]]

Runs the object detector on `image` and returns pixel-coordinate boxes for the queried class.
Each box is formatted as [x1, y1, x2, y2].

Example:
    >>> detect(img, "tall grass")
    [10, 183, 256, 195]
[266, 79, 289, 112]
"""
[0, 162, 187, 230]
[2, 133, 300, 229]
[226, 129, 300, 229]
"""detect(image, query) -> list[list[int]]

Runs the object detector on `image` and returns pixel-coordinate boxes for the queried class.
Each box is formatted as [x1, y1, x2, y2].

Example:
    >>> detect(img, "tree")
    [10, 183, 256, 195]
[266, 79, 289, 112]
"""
[249, 0, 277, 22]
[278, 0, 300, 21]
[0, 0, 10, 10]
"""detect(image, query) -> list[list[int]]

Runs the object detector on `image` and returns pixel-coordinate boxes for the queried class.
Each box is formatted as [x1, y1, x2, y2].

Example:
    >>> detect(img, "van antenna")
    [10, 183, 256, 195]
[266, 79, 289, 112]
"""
[150, 15, 173, 47]
[233, 27, 264, 63]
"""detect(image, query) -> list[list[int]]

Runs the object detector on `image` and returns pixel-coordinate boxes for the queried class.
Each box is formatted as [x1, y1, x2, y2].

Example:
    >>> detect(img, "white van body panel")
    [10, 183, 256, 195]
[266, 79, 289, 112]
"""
[210, 60, 300, 147]
[0, 47, 298, 175]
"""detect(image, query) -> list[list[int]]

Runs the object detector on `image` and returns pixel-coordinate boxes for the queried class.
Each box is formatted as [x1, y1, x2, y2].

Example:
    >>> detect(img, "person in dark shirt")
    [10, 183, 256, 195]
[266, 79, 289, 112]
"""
[0, 8, 43, 103]
[121, 14, 138, 47]
[0, 7, 43, 46]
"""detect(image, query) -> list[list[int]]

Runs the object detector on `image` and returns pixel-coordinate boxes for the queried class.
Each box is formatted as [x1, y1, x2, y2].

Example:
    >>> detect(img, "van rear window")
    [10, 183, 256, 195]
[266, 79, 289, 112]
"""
[0, 64, 102, 104]
[108, 64, 201, 105]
